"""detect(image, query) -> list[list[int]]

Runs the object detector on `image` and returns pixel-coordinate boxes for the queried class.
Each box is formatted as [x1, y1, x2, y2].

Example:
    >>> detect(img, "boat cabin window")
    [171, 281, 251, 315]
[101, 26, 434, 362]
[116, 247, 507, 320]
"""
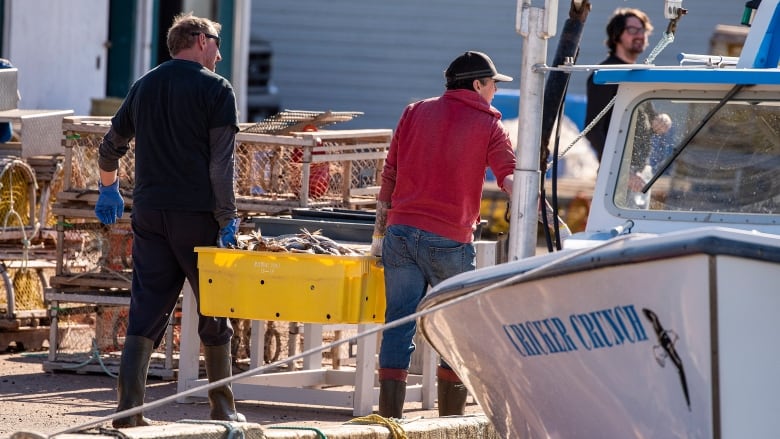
[614, 97, 780, 215]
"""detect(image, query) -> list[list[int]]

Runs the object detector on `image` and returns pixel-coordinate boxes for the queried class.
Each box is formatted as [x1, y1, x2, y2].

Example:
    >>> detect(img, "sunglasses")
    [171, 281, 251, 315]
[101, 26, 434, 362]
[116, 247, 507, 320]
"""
[191, 32, 220, 48]
[624, 26, 646, 36]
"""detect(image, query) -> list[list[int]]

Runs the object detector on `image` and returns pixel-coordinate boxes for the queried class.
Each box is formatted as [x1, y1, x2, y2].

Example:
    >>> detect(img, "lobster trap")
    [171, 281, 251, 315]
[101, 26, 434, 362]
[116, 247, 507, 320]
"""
[40, 218, 180, 377]
[0, 156, 60, 254]
[39, 218, 181, 377]
[42, 221, 178, 378]
[57, 117, 134, 211]
[0, 157, 59, 335]
[42, 299, 180, 379]
[58, 115, 390, 217]
[234, 128, 390, 214]
[0, 157, 36, 230]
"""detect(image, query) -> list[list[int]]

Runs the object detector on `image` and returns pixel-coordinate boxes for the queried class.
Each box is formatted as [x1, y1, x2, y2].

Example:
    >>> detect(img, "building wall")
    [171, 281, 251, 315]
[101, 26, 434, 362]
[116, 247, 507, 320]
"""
[6, 0, 108, 115]
[252, 0, 746, 130]
[251, 0, 521, 129]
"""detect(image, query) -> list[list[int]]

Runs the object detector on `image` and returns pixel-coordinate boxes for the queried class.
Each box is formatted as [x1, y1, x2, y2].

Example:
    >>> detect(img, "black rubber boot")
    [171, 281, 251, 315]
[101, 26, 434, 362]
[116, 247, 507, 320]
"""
[437, 366, 468, 416]
[113, 335, 155, 428]
[203, 343, 246, 422]
[378, 367, 408, 419]
[378, 379, 407, 419]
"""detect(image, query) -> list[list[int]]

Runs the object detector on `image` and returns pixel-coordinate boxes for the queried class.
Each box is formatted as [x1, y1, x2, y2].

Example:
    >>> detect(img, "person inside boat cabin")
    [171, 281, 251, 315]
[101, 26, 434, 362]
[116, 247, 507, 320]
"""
[585, 7, 672, 164]
[370, 51, 517, 419]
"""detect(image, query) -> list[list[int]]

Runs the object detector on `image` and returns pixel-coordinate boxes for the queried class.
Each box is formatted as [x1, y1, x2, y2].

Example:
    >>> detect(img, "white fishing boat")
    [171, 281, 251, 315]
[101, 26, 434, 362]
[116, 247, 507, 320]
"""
[418, 0, 780, 437]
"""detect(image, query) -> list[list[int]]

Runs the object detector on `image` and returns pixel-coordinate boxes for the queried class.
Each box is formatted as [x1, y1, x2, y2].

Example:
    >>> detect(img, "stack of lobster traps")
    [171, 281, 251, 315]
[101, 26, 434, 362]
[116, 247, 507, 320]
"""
[41, 116, 177, 378]
[41, 110, 391, 377]
[0, 68, 73, 353]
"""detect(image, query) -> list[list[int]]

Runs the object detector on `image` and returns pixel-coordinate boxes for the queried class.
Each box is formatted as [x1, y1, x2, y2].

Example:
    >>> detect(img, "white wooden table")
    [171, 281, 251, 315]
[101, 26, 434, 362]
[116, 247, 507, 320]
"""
[175, 283, 436, 416]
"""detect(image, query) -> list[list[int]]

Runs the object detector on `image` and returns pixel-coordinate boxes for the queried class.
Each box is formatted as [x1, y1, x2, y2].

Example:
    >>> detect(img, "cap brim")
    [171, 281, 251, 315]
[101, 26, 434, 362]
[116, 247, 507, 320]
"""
[493, 73, 513, 82]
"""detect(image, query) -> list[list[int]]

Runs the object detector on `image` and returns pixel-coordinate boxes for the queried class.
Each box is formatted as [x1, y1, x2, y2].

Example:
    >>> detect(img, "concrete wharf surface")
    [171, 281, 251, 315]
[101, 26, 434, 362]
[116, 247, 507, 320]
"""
[19, 415, 498, 438]
[1, 351, 496, 439]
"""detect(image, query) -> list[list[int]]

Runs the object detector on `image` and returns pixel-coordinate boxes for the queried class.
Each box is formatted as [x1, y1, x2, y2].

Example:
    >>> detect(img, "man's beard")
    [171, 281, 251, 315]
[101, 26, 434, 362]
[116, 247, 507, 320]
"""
[628, 39, 646, 56]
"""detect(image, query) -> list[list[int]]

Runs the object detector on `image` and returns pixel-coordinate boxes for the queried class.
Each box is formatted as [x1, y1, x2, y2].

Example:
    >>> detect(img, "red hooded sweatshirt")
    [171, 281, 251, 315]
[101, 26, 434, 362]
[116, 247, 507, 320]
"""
[378, 89, 516, 243]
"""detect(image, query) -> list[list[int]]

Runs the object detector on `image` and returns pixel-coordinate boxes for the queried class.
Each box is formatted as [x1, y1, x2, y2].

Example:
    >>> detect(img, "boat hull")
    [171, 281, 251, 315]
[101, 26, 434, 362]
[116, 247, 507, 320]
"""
[419, 228, 780, 438]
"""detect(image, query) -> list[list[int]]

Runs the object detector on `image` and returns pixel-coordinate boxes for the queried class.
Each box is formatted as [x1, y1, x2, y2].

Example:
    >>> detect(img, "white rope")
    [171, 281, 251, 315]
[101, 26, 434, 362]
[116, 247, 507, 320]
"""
[552, 95, 616, 162]
[644, 32, 676, 65]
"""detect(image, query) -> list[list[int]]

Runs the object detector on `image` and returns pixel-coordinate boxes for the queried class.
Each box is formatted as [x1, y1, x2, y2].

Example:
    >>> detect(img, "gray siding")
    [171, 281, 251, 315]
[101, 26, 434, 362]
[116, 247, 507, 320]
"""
[252, 0, 748, 129]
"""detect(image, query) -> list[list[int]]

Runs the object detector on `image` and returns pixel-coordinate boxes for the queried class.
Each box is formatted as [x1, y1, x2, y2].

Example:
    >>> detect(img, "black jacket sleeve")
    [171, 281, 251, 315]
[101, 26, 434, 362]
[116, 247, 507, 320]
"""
[209, 125, 238, 228]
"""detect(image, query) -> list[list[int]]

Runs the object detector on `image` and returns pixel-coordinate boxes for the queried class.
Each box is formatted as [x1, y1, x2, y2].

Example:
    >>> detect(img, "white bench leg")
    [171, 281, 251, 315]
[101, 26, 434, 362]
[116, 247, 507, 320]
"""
[421, 338, 437, 409]
[176, 282, 201, 402]
[353, 324, 377, 416]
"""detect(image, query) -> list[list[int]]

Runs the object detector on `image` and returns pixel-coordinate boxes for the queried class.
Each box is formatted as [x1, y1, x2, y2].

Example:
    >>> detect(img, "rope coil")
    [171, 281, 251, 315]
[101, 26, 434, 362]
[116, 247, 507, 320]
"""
[346, 414, 408, 439]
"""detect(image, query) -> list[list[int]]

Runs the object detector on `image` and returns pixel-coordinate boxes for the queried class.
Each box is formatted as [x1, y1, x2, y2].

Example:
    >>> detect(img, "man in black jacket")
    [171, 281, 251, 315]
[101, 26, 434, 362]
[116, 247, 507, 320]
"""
[585, 8, 653, 161]
[94, 12, 244, 428]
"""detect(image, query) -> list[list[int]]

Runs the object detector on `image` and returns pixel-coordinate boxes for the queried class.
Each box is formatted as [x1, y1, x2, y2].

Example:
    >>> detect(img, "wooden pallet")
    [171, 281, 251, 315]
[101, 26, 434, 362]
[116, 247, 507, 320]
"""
[0, 308, 50, 328]
[43, 354, 178, 379]
[26, 154, 63, 183]
[49, 272, 131, 291]
[0, 325, 52, 351]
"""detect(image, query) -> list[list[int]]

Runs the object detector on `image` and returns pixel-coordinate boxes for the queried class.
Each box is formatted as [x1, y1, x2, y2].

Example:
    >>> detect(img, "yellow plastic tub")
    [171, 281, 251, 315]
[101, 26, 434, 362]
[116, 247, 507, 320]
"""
[196, 247, 385, 324]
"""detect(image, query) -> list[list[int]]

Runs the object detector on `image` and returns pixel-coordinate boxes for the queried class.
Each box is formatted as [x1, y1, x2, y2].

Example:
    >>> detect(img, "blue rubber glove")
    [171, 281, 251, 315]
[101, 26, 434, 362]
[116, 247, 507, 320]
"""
[95, 180, 124, 225]
[217, 218, 240, 248]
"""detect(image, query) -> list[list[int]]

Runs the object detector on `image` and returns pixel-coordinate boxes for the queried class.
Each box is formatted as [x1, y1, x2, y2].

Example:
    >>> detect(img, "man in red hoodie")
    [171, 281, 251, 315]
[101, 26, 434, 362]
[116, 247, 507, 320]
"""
[370, 51, 516, 419]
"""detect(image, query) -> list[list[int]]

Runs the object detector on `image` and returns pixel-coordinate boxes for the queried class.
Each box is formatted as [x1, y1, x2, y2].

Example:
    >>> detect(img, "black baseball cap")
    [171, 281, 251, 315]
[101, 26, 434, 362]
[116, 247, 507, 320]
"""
[445, 51, 513, 84]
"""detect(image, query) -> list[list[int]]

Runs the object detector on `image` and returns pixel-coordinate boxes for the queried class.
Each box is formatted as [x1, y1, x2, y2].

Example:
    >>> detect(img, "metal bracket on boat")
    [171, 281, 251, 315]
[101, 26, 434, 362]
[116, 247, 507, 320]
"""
[610, 219, 634, 236]
[537, 63, 655, 73]
[678, 53, 740, 68]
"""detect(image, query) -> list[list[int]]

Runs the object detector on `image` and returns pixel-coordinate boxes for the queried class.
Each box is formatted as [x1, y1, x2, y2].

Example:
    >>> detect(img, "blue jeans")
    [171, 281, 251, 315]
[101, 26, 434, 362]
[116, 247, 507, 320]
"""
[378, 224, 476, 370]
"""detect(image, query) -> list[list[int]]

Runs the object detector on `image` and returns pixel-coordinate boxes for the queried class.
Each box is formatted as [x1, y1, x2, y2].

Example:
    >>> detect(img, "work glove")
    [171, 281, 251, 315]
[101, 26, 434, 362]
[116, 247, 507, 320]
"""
[217, 218, 240, 248]
[370, 235, 383, 257]
[95, 180, 124, 225]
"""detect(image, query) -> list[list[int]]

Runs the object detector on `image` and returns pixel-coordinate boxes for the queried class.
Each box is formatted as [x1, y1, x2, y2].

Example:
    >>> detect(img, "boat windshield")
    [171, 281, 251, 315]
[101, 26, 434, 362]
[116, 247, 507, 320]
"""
[614, 96, 780, 215]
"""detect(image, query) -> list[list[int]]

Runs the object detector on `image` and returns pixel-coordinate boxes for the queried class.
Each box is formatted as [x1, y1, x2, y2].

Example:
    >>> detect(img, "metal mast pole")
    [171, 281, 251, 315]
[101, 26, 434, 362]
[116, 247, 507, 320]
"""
[509, 0, 556, 260]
